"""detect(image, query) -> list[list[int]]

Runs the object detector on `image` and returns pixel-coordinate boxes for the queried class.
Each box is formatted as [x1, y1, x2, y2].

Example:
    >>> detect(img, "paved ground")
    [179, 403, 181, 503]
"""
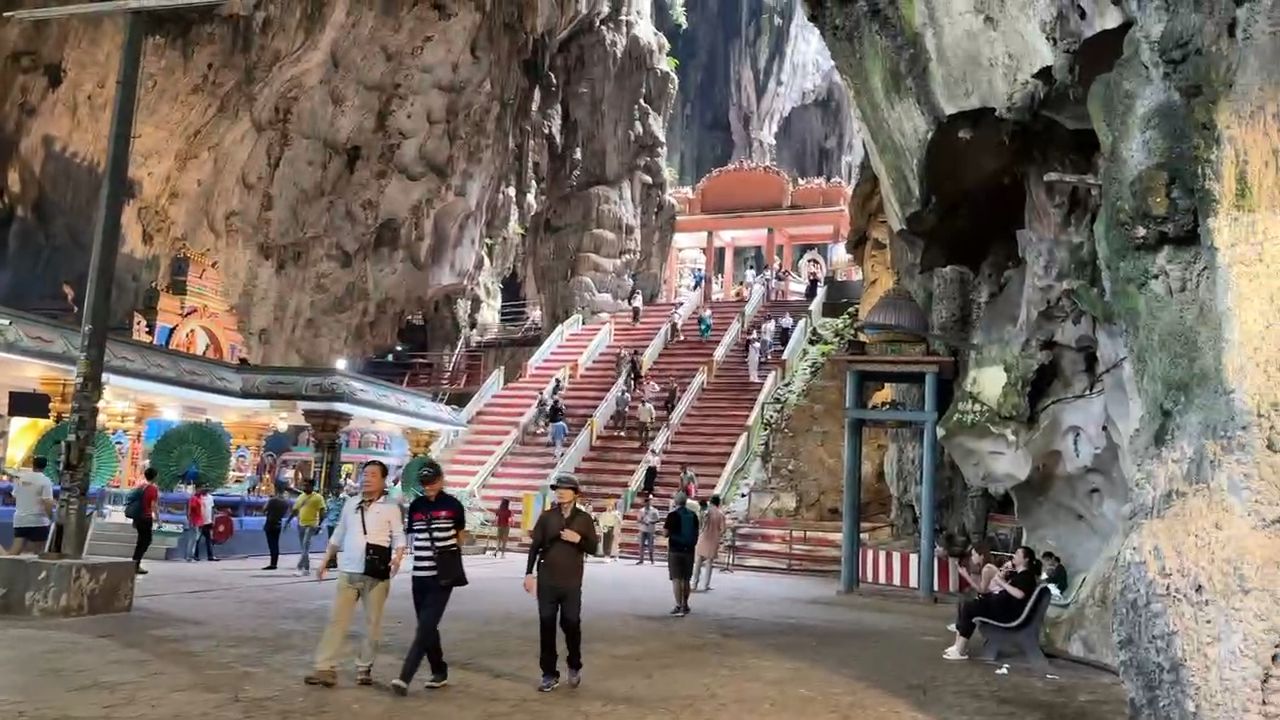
[0, 555, 1126, 719]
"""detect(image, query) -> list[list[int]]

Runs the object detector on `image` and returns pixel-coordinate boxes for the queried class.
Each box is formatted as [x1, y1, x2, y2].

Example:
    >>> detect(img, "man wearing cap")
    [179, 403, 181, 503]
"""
[393, 458, 467, 695]
[523, 474, 599, 692]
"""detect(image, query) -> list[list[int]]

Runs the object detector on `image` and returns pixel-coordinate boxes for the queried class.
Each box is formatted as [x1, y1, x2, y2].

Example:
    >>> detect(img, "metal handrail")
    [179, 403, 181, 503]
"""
[711, 317, 742, 375]
[639, 288, 702, 373]
[782, 317, 808, 374]
[466, 366, 570, 497]
[627, 365, 707, 493]
[525, 313, 584, 374]
[741, 282, 766, 326]
[808, 284, 827, 326]
[431, 365, 505, 457]
[576, 322, 612, 376]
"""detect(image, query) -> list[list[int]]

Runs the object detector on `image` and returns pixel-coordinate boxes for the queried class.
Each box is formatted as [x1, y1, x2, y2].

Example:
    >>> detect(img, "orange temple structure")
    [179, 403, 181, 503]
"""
[136, 245, 245, 362]
[664, 162, 853, 301]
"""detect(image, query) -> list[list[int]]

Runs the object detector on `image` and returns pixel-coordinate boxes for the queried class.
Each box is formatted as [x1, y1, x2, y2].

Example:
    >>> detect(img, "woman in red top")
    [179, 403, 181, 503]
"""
[494, 498, 513, 558]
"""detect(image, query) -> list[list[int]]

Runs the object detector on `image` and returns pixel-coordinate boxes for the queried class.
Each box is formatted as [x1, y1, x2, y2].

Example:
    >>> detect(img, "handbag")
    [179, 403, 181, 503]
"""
[359, 502, 393, 581]
[425, 523, 469, 588]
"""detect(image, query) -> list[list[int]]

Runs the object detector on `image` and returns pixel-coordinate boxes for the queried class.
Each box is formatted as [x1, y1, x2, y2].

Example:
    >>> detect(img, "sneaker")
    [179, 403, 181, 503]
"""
[567, 669, 581, 689]
[681, 605, 691, 616]
[946, 623, 957, 633]
[669, 606, 684, 616]
[423, 674, 448, 689]
[135, 567, 148, 575]
[262, 565, 277, 571]
[538, 675, 560, 693]
[390, 679, 408, 696]
[304, 670, 337, 687]
[355, 668, 373, 686]
[941, 647, 969, 661]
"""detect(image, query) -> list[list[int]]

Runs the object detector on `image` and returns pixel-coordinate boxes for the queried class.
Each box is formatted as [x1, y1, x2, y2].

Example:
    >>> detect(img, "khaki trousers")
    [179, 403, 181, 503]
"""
[313, 572, 391, 671]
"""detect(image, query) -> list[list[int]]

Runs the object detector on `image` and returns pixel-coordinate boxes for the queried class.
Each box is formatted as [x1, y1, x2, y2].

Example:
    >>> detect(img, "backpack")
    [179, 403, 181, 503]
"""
[124, 485, 145, 520]
[673, 508, 698, 548]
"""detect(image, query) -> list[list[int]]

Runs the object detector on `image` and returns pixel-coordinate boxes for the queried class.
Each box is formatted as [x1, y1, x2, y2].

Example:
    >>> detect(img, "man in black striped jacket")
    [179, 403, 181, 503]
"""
[392, 459, 466, 695]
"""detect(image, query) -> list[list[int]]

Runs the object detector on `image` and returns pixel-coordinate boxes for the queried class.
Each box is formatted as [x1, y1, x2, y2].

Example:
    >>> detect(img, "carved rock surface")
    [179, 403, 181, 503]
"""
[811, 0, 1280, 716]
[0, 0, 674, 364]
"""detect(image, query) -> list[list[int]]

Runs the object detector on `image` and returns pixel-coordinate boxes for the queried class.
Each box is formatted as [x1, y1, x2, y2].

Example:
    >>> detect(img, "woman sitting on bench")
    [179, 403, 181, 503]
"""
[943, 545, 1041, 661]
[956, 541, 1000, 596]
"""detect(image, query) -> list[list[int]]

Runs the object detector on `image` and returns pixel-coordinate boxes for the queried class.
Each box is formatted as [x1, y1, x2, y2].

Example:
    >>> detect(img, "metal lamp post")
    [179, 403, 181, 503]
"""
[3, 0, 226, 557]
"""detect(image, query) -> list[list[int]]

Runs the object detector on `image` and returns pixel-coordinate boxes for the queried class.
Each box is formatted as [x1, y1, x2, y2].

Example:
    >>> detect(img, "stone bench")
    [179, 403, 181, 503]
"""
[976, 584, 1052, 670]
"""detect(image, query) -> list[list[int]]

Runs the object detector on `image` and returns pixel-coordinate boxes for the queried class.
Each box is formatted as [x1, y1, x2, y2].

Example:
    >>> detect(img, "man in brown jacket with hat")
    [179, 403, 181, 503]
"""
[524, 474, 599, 692]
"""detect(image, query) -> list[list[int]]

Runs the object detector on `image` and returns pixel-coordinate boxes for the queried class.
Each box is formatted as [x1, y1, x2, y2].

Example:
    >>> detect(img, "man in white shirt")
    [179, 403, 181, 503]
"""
[6, 456, 54, 555]
[306, 461, 407, 688]
[636, 399, 656, 448]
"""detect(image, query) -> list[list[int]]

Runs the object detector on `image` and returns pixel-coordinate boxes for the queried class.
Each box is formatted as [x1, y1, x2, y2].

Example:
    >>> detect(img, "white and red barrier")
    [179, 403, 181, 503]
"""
[859, 547, 961, 594]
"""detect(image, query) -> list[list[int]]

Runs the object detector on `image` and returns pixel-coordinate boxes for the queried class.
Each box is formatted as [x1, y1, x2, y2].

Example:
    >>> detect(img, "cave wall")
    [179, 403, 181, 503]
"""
[0, 0, 674, 364]
[810, 0, 1280, 716]
[655, 0, 862, 185]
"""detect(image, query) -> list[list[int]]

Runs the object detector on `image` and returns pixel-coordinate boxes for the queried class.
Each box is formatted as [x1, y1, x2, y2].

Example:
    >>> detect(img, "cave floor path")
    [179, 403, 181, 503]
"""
[0, 556, 1125, 719]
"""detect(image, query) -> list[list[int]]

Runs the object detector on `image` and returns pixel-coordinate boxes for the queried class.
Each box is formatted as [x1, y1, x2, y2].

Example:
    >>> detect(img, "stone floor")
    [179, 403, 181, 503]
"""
[0, 555, 1126, 719]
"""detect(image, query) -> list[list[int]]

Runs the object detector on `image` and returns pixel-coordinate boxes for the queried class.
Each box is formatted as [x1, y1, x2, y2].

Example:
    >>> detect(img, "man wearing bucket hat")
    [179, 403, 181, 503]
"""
[524, 473, 599, 692]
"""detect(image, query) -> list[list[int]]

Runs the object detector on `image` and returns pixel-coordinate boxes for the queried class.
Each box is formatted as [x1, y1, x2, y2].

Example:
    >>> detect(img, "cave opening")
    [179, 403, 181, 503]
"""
[910, 109, 1025, 273]
[499, 271, 527, 323]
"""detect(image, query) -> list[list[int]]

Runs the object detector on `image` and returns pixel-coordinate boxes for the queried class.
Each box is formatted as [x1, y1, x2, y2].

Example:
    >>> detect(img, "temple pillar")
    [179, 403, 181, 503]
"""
[38, 378, 74, 421]
[223, 420, 272, 494]
[782, 236, 795, 271]
[703, 230, 715, 303]
[765, 227, 777, 272]
[725, 242, 736, 287]
[302, 410, 352, 494]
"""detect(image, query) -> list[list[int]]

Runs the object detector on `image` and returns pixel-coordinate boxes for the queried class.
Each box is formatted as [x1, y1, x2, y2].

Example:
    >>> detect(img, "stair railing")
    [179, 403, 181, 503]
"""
[525, 313, 584, 375]
[740, 282, 766, 326]
[430, 365, 506, 457]
[465, 365, 571, 497]
[808, 284, 827, 326]
[575, 321, 612, 376]
[628, 366, 707, 494]
[639, 286, 703, 374]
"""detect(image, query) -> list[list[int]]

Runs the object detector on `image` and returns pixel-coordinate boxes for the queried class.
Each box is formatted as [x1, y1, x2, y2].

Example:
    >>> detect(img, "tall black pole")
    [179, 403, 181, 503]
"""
[53, 12, 146, 558]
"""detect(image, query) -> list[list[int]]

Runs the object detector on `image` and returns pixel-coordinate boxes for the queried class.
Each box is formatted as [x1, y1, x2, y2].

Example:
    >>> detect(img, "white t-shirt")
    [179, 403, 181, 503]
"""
[630, 294, 643, 309]
[12, 470, 54, 528]
[744, 268, 757, 284]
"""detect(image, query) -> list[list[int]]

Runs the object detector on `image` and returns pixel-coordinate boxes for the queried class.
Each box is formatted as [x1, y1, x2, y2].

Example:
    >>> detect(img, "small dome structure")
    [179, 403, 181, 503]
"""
[863, 286, 928, 341]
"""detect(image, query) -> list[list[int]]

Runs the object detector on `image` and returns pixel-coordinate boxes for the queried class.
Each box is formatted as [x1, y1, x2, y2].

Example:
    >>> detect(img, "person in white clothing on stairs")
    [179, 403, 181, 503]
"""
[746, 330, 762, 383]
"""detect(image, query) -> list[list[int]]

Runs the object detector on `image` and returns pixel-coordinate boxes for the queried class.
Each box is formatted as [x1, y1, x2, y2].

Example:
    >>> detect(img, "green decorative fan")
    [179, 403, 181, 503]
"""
[149, 422, 232, 491]
[31, 421, 121, 489]
[400, 455, 435, 499]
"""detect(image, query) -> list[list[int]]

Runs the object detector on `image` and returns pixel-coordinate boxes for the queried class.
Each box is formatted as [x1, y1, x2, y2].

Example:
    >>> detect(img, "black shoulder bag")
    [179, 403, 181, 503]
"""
[360, 501, 393, 581]
[425, 516, 469, 588]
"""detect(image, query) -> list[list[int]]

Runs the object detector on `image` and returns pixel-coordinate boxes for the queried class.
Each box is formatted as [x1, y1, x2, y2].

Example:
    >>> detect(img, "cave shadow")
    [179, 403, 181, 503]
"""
[686, 597, 1126, 719]
[0, 135, 151, 332]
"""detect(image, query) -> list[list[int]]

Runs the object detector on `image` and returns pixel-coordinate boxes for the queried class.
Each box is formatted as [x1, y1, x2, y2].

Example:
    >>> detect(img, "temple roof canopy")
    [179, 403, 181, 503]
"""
[674, 161, 852, 216]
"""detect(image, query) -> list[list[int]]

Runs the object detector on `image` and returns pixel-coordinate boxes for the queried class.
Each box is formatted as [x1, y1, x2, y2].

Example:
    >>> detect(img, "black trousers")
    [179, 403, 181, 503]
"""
[537, 582, 582, 678]
[956, 594, 1018, 639]
[264, 525, 281, 567]
[400, 576, 454, 681]
[132, 518, 153, 563]
[197, 524, 215, 560]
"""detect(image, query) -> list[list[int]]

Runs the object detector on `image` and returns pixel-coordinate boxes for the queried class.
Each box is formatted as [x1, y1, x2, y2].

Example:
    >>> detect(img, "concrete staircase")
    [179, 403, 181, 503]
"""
[87, 520, 181, 561]
[442, 322, 603, 493]
[476, 307, 673, 528]
[574, 300, 746, 510]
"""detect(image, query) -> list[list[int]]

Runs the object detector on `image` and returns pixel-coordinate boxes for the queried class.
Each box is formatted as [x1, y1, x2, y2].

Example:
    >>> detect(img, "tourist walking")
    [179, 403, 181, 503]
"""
[627, 351, 643, 392]
[663, 377, 679, 419]
[494, 498, 514, 558]
[635, 495, 661, 564]
[779, 312, 795, 348]
[637, 397, 656, 447]
[125, 467, 160, 574]
[747, 331, 762, 383]
[289, 480, 327, 575]
[392, 459, 467, 694]
[524, 474, 599, 692]
[611, 385, 631, 435]
[805, 264, 821, 301]
[679, 463, 697, 498]
[664, 492, 699, 616]
[597, 500, 622, 562]
[760, 315, 776, 360]
[186, 486, 216, 561]
[641, 457, 659, 496]
[774, 264, 790, 300]
[692, 495, 726, 591]
[667, 309, 683, 343]
[629, 289, 644, 325]
[744, 264, 757, 285]
[548, 398, 569, 459]
[698, 306, 713, 341]
[4, 456, 54, 556]
[305, 461, 407, 687]
[262, 483, 290, 570]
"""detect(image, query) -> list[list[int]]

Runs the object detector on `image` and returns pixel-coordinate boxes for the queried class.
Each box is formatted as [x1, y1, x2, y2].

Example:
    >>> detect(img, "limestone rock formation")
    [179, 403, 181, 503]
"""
[810, 0, 1280, 715]
[656, 0, 862, 185]
[0, 0, 675, 364]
